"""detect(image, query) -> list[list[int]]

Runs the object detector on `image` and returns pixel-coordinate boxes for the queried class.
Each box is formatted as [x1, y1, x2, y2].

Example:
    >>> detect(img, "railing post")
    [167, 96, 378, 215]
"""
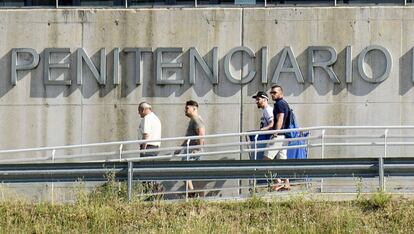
[185, 139, 191, 201]
[384, 129, 388, 158]
[379, 156, 385, 192]
[128, 161, 133, 202]
[321, 129, 326, 193]
[52, 149, 56, 163]
[253, 134, 259, 194]
[321, 129, 326, 159]
[254, 134, 259, 160]
[51, 149, 56, 204]
[379, 129, 389, 192]
[119, 144, 123, 162]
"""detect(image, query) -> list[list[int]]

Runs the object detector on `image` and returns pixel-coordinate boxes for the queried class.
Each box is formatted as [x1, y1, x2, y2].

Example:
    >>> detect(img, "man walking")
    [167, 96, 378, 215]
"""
[266, 85, 291, 190]
[175, 100, 206, 196]
[138, 102, 162, 157]
[251, 91, 274, 160]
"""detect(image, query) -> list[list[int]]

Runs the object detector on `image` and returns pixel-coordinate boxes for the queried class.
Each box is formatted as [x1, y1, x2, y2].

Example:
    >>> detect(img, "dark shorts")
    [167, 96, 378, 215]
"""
[140, 145, 159, 158]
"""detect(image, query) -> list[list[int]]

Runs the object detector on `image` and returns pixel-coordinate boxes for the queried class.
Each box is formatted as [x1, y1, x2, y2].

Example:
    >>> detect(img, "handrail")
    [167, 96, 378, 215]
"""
[1, 125, 414, 164]
[2, 125, 414, 154]
[1, 124, 414, 201]
[0, 1, 411, 8]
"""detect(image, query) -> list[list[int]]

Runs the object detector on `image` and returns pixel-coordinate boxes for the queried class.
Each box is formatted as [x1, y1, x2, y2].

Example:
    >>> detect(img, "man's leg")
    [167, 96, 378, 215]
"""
[186, 150, 202, 198]
[275, 136, 290, 190]
[264, 135, 281, 160]
[265, 135, 289, 191]
[141, 145, 159, 157]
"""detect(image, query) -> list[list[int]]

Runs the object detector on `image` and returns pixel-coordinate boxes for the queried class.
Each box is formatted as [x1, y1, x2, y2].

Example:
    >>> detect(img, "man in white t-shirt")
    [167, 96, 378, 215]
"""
[138, 102, 162, 157]
[251, 91, 274, 161]
[252, 91, 274, 131]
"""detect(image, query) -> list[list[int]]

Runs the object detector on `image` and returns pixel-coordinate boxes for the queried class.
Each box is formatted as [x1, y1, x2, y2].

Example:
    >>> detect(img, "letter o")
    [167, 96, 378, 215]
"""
[357, 45, 392, 83]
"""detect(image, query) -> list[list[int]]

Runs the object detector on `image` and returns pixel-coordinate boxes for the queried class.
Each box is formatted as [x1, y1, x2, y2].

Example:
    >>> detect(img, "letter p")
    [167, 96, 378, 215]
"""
[11, 48, 39, 86]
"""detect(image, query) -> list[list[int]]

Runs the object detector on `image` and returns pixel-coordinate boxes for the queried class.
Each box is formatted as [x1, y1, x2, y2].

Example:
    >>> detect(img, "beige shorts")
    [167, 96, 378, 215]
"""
[264, 135, 287, 160]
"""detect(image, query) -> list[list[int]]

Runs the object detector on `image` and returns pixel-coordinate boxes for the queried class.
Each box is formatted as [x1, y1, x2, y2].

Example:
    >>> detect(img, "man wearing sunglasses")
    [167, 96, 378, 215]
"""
[267, 85, 291, 191]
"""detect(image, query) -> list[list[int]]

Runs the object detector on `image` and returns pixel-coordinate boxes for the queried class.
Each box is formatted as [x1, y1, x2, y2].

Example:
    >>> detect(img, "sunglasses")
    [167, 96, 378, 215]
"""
[270, 91, 277, 94]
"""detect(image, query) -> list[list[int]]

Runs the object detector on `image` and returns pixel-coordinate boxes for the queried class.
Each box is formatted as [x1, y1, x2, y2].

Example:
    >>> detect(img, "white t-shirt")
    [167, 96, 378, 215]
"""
[260, 105, 273, 129]
[138, 112, 162, 146]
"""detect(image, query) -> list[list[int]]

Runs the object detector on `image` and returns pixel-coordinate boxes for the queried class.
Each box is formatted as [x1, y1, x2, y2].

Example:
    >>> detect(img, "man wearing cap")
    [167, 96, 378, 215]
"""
[253, 91, 274, 131]
[138, 102, 162, 157]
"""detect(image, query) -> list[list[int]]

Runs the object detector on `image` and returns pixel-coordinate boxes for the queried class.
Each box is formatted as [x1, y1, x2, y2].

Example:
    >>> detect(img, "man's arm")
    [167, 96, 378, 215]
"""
[275, 113, 285, 130]
[261, 118, 274, 131]
[140, 133, 149, 149]
[175, 126, 205, 154]
[195, 126, 205, 145]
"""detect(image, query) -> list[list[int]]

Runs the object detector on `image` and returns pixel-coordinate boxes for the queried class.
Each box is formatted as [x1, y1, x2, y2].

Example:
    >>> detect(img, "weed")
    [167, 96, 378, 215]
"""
[357, 190, 392, 210]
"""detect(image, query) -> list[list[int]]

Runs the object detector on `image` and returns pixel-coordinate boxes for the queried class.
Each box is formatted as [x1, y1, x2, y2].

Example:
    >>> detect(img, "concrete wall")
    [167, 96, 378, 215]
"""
[0, 7, 413, 158]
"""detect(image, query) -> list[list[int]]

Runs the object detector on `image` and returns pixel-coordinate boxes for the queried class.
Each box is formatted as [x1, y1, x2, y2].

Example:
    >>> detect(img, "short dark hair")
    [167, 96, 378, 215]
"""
[186, 100, 198, 107]
[271, 85, 283, 92]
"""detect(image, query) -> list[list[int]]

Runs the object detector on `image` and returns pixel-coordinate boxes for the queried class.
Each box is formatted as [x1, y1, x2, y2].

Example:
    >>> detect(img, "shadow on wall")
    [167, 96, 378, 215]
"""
[0, 47, 412, 99]
[400, 48, 413, 96]
[0, 50, 15, 97]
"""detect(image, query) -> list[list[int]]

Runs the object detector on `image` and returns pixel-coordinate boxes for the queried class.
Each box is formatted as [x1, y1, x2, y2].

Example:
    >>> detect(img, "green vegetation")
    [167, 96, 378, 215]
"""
[0, 183, 414, 233]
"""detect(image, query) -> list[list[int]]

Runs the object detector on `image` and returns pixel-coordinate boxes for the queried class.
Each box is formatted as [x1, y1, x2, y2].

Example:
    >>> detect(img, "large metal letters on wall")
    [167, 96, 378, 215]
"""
[9, 45, 396, 89]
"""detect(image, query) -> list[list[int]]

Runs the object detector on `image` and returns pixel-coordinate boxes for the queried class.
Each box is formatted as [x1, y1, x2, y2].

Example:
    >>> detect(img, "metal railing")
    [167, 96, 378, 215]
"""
[1, 125, 414, 201]
[1, 158, 414, 201]
[1, 126, 414, 163]
[0, 0, 412, 8]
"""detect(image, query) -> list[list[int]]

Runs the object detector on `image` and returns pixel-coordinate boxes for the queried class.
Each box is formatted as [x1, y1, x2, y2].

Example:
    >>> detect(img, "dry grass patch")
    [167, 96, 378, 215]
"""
[0, 181, 414, 233]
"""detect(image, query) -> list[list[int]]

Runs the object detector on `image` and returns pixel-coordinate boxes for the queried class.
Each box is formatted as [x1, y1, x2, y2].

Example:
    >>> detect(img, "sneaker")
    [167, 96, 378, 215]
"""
[280, 185, 291, 191]
[271, 184, 284, 191]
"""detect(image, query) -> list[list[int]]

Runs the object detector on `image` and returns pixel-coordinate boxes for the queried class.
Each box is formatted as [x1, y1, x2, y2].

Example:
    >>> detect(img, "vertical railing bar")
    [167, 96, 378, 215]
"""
[253, 134, 259, 194]
[119, 144, 123, 162]
[186, 139, 191, 201]
[384, 129, 388, 158]
[320, 129, 326, 193]
[56, 0, 58, 8]
[379, 156, 385, 192]
[128, 161, 133, 202]
[380, 129, 388, 192]
[51, 149, 56, 204]
[254, 134, 258, 160]
[321, 129, 326, 159]
[52, 149, 56, 163]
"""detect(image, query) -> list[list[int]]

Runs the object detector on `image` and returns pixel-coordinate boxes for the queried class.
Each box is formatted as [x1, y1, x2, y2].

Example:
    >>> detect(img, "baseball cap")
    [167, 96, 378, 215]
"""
[252, 91, 269, 100]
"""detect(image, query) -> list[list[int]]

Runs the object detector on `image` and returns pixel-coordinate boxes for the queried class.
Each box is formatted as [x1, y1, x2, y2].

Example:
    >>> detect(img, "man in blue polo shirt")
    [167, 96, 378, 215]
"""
[265, 85, 289, 160]
[265, 85, 291, 191]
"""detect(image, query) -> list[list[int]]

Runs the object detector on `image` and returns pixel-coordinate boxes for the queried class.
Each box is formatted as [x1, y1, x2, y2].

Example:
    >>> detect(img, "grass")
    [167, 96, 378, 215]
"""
[0, 174, 411, 233]
[0, 184, 414, 233]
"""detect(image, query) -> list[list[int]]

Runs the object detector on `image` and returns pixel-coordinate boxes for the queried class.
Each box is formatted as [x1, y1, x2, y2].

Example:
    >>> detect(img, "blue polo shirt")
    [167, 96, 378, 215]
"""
[273, 98, 290, 130]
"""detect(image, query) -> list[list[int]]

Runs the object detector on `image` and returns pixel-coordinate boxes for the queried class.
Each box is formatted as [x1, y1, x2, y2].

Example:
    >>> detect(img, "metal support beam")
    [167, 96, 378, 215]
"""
[128, 161, 133, 202]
